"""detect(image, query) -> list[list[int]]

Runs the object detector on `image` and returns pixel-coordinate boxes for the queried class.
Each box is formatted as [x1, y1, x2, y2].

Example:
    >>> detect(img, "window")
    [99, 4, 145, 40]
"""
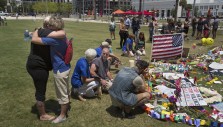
[200, 6, 203, 10]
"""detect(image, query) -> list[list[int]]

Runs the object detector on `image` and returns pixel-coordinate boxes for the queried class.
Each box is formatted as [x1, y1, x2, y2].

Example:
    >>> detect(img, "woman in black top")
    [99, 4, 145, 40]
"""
[26, 16, 65, 121]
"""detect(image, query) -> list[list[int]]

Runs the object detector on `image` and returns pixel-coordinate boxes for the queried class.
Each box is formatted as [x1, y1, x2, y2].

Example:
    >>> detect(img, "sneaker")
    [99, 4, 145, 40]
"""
[52, 116, 66, 123]
[122, 110, 135, 119]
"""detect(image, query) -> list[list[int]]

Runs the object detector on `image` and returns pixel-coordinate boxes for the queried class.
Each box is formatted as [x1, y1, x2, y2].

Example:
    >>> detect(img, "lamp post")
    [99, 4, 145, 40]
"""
[142, 0, 144, 25]
[83, 0, 84, 21]
[216, 8, 218, 16]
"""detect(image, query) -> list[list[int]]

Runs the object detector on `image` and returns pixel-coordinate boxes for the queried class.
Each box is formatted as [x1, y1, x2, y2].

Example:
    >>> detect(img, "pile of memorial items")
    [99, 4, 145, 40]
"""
[141, 45, 223, 127]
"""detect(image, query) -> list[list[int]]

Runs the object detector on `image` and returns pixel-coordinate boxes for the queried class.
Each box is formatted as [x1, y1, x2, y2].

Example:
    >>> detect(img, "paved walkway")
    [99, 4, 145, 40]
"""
[5, 16, 112, 24]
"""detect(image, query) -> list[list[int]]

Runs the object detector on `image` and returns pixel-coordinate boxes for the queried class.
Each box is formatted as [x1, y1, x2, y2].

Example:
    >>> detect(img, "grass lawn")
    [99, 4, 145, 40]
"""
[0, 19, 223, 127]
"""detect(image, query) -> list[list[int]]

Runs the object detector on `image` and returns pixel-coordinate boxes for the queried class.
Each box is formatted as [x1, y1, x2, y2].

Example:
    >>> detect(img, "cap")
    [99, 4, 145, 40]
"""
[101, 41, 109, 46]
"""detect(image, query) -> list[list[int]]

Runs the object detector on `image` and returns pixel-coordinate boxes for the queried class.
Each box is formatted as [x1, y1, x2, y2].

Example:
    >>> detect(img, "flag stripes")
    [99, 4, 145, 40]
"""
[151, 34, 184, 60]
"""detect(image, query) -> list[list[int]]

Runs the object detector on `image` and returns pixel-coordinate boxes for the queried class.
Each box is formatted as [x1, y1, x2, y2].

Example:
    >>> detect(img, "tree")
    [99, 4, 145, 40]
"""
[0, 0, 6, 11]
[179, 0, 187, 17]
[194, 6, 198, 17]
[48, 2, 57, 14]
[186, 4, 192, 10]
[59, 3, 72, 17]
[32, 2, 45, 13]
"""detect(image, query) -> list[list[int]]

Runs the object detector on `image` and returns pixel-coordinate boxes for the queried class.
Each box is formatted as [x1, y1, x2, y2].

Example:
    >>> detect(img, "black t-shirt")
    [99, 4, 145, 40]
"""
[203, 20, 210, 30]
[26, 28, 53, 70]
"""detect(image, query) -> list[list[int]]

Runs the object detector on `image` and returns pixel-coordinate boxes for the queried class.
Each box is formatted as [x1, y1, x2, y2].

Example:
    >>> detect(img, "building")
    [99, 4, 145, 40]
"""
[132, 0, 223, 18]
[194, 0, 223, 17]
[132, 0, 182, 19]
[73, 0, 131, 15]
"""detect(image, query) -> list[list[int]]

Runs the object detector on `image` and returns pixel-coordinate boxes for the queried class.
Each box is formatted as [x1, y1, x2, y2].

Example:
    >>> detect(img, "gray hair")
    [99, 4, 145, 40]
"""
[43, 16, 51, 28]
[85, 48, 97, 61]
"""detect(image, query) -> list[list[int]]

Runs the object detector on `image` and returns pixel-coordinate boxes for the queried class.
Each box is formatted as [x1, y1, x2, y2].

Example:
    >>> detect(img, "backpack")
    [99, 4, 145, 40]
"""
[56, 37, 73, 64]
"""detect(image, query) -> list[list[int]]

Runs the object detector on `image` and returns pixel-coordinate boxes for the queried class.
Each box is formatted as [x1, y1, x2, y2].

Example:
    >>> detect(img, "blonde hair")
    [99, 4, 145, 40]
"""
[48, 16, 64, 30]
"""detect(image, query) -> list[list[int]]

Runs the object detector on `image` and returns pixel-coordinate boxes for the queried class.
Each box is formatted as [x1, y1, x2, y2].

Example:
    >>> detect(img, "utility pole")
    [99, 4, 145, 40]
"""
[139, 0, 142, 18]
[192, 0, 196, 17]
[83, 0, 84, 21]
[142, 0, 144, 25]
[174, 0, 179, 23]
[93, 0, 96, 20]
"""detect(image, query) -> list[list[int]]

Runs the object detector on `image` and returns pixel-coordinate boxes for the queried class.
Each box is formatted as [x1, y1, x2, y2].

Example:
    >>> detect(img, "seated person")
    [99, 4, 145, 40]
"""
[71, 48, 100, 101]
[160, 23, 169, 34]
[105, 38, 121, 68]
[90, 47, 113, 92]
[95, 41, 110, 57]
[135, 32, 146, 56]
[109, 60, 151, 119]
[122, 34, 135, 57]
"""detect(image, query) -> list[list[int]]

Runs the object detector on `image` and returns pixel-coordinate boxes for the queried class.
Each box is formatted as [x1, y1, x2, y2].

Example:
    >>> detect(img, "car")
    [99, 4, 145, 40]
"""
[0, 11, 9, 16]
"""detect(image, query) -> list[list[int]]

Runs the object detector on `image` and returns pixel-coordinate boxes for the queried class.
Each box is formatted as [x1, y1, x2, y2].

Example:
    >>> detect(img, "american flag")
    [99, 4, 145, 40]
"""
[151, 34, 184, 60]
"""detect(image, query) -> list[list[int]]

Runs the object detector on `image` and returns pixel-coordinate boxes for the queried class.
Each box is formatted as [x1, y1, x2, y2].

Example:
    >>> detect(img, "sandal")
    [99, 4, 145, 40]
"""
[40, 114, 55, 121]
[52, 116, 66, 123]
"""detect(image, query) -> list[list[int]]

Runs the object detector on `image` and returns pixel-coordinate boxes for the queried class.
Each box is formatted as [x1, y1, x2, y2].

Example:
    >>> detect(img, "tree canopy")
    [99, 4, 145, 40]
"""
[0, 0, 7, 11]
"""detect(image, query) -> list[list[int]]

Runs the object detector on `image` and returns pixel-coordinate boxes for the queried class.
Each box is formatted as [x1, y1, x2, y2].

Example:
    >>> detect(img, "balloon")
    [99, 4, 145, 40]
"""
[206, 38, 214, 45]
[201, 38, 207, 45]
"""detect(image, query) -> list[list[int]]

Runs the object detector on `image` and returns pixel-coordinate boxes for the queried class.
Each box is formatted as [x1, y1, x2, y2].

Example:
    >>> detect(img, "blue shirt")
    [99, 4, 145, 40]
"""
[71, 57, 90, 88]
[41, 37, 70, 73]
[95, 46, 102, 57]
[122, 38, 133, 52]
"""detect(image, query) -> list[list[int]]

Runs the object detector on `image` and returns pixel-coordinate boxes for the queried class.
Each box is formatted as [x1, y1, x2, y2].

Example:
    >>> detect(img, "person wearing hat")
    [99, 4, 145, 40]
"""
[90, 47, 113, 92]
[71, 48, 100, 101]
[95, 41, 110, 57]
[108, 60, 151, 119]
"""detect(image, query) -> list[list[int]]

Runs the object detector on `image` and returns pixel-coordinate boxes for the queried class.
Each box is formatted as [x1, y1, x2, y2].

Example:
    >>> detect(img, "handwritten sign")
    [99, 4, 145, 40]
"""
[176, 78, 207, 107]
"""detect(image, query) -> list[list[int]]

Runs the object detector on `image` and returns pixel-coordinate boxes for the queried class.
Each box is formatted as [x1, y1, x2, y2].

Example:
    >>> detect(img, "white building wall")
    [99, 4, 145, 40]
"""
[132, 0, 182, 18]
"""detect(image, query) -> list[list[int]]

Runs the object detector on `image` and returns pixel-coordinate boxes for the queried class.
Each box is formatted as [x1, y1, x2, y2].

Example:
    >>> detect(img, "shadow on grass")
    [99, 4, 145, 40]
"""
[106, 105, 145, 119]
[31, 99, 60, 118]
[70, 89, 99, 101]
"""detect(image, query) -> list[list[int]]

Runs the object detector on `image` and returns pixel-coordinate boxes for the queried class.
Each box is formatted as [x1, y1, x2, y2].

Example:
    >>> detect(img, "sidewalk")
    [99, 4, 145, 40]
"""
[5, 15, 111, 24]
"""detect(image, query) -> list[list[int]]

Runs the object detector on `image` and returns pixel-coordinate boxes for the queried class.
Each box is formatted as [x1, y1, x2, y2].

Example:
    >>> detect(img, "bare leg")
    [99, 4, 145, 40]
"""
[36, 101, 55, 121]
[123, 92, 150, 114]
[60, 103, 68, 118]
[110, 32, 112, 39]
[52, 103, 68, 123]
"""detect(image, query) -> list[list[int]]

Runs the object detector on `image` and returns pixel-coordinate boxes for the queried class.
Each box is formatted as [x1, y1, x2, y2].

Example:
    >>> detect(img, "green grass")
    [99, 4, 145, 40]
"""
[0, 19, 223, 127]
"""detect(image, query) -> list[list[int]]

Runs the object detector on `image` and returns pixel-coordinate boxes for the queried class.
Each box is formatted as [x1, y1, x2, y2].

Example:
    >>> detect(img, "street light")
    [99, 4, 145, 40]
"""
[216, 8, 218, 16]
[83, 0, 84, 21]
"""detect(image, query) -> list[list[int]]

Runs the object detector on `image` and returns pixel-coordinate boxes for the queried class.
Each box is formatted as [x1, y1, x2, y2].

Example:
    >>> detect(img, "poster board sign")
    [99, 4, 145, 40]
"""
[176, 78, 207, 107]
